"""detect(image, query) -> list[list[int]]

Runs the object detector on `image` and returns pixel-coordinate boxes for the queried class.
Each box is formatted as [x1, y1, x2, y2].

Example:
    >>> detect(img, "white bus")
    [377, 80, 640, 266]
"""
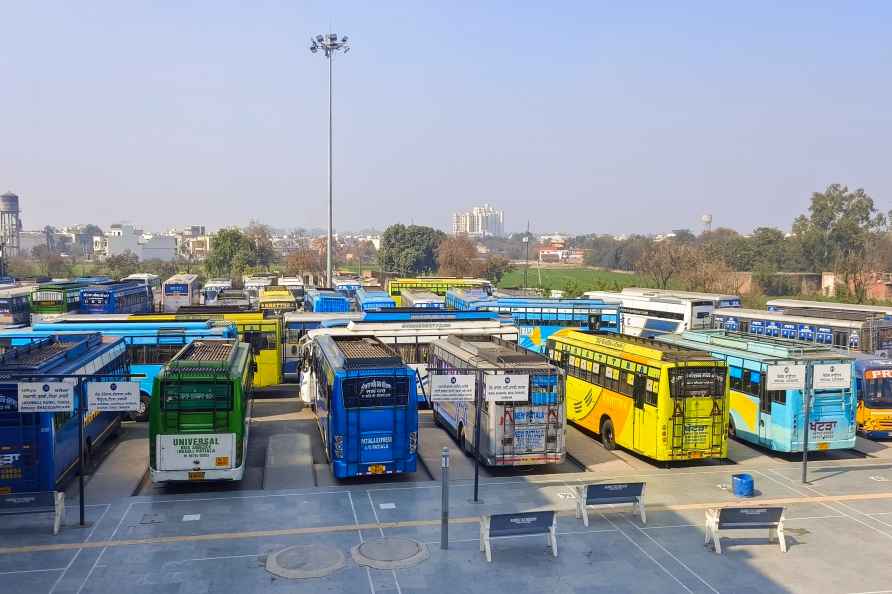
[243, 276, 273, 305]
[766, 298, 892, 317]
[202, 279, 233, 305]
[278, 276, 306, 301]
[298, 311, 519, 405]
[620, 287, 742, 309]
[161, 274, 201, 313]
[400, 289, 445, 309]
[584, 290, 714, 337]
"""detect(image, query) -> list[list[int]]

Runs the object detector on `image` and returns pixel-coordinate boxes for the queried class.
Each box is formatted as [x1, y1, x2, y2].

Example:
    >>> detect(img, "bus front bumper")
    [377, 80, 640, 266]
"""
[150, 464, 245, 483]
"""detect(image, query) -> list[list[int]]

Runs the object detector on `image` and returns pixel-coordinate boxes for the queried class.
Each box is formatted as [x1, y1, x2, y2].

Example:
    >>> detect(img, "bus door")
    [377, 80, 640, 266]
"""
[758, 380, 773, 447]
[632, 374, 648, 452]
[0, 395, 41, 493]
[343, 376, 409, 473]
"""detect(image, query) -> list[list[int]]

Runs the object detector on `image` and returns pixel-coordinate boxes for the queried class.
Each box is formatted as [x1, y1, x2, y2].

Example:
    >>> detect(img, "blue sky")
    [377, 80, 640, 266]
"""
[1, 1, 890, 235]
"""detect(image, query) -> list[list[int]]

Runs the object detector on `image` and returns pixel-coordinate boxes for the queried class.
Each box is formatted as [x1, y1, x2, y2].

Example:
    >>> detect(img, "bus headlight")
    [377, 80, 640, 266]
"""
[334, 435, 344, 459]
[409, 432, 418, 454]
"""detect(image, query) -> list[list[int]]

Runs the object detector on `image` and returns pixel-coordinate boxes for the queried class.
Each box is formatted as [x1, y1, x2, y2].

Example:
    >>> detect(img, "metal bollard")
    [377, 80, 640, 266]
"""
[441, 447, 449, 549]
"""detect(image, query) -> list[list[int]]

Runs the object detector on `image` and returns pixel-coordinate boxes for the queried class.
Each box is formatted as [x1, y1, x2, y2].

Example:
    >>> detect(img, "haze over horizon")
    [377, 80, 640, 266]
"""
[2, 1, 890, 235]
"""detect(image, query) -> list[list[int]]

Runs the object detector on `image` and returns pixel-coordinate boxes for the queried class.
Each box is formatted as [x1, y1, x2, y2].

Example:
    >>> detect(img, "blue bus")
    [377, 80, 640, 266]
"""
[283, 312, 363, 381]
[445, 289, 622, 353]
[304, 288, 351, 313]
[79, 282, 154, 314]
[0, 334, 128, 494]
[308, 335, 417, 478]
[355, 287, 397, 312]
[0, 321, 237, 421]
[657, 330, 857, 453]
[0, 287, 33, 326]
[333, 277, 362, 298]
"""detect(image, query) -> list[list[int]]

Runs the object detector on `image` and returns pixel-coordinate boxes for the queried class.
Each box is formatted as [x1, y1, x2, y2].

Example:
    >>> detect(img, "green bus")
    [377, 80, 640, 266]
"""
[29, 282, 86, 319]
[149, 339, 253, 482]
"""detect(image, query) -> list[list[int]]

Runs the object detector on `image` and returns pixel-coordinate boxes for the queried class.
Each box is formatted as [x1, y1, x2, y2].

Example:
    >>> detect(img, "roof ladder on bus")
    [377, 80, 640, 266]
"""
[710, 384, 725, 456]
[670, 362, 688, 459]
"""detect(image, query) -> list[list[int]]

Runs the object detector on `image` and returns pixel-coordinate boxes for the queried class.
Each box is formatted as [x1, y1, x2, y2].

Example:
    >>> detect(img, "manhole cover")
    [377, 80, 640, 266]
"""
[351, 537, 429, 570]
[265, 544, 346, 579]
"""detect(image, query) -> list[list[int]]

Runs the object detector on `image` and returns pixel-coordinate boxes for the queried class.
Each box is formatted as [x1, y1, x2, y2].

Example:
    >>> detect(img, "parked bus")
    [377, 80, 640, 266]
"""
[355, 287, 396, 312]
[333, 277, 362, 298]
[447, 289, 622, 353]
[546, 330, 729, 462]
[214, 290, 251, 308]
[202, 279, 232, 305]
[657, 330, 857, 453]
[304, 288, 351, 313]
[0, 320, 238, 421]
[243, 275, 274, 305]
[0, 287, 32, 326]
[430, 336, 565, 466]
[162, 274, 201, 313]
[584, 290, 714, 337]
[28, 281, 87, 321]
[300, 311, 520, 404]
[149, 339, 253, 483]
[258, 286, 298, 317]
[278, 276, 306, 301]
[854, 357, 892, 438]
[766, 298, 892, 317]
[283, 312, 364, 381]
[0, 334, 128, 494]
[399, 289, 444, 309]
[711, 308, 892, 355]
[387, 277, 493, 306]
[621, 288, 742, 309]
[307, 335, 417, 477]
[79, 282, 153, 315]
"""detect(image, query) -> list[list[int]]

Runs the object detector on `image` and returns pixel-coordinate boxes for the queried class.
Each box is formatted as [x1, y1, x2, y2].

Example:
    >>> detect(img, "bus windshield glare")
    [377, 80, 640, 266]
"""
[162, 382, 232, 410]
[864, 370, 892, 408]
[668, 367, 726, 398]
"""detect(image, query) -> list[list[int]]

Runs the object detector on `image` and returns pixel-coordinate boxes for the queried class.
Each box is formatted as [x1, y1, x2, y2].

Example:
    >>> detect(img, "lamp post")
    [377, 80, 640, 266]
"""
[309, 32, 350, 288]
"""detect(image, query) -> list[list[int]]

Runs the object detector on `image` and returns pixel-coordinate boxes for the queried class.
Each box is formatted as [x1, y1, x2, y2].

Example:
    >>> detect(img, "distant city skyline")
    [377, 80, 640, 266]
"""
[3, 2, 890, 235]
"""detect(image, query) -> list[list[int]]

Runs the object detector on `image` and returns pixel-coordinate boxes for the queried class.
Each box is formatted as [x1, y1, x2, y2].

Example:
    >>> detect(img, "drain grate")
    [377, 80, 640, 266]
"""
[351, 537, 429, 570]
[265, 544, 346, 579]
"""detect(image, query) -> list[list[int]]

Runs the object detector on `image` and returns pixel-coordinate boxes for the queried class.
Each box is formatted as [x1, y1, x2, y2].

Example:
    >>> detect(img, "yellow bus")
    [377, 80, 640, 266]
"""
[387, 277, 492, 306]
[546, 330, 729, 462]
[259, 286, 298, 317]
[133, 311, 282, 388]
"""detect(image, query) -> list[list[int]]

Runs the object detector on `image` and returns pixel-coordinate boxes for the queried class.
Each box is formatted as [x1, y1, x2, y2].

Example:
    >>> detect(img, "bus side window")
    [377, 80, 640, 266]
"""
[855, 378, 863, 403]
[633, 374, 646, 408]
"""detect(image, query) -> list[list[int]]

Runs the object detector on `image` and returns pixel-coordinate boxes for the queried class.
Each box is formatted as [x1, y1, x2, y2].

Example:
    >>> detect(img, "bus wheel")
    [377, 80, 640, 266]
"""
[728, 419, 737, 439]
[130, 394, 150, 423]
[600, 418, 616, 450]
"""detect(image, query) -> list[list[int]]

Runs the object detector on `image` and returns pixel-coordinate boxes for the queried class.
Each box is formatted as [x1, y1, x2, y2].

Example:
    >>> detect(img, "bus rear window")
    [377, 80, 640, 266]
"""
[342, 377, 410, 408]
[668, 367, 726, 398]
[162, 383, 232, 410]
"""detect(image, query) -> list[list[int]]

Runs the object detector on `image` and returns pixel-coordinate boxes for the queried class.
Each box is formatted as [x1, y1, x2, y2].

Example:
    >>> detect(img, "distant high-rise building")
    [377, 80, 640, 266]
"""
[0, 192, 22, 257]
[452, 204, 504, 238]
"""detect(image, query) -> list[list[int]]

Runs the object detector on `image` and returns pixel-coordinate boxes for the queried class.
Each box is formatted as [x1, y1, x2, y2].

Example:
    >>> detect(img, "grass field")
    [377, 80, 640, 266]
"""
[498, 266, 642, 292]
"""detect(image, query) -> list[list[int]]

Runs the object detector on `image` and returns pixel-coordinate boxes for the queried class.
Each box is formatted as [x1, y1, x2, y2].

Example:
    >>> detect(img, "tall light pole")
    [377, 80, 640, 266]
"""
[309, 32, 350, 288]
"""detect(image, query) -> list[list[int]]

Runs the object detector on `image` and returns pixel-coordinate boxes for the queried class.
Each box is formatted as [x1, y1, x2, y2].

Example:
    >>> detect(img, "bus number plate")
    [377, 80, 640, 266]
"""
[818, 442, 829, 451]
[368, 464, 385, 475]
[188, 471, 206, 481]
[215, 456, 230, 468]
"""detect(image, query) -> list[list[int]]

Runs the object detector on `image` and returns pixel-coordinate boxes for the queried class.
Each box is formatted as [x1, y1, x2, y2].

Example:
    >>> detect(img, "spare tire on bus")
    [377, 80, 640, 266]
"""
[600, 417, 616, 450]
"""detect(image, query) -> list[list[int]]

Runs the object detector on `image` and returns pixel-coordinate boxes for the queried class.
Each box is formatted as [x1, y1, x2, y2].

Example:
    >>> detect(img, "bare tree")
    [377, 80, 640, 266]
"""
[634, 240, 691, 289]
[437, 236, 479, 277]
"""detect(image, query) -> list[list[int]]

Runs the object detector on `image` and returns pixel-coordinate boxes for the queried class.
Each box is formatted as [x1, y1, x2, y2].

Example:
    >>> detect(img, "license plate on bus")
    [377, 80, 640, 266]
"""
[368, 464, 385, 475]
[188, 471, 206, 481]
[689, 451, 702, 459]
[818, 442, 829, 451]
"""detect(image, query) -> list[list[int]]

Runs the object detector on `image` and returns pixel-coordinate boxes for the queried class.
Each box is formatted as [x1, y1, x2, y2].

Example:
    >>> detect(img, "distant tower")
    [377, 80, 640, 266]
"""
[701, 213, 713, 233]
[0, 192, 22, 257]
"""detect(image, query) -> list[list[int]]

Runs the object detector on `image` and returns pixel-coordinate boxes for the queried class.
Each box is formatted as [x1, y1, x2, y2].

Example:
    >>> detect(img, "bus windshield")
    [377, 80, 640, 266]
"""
[864, 370, 892, 409]
[162, 382, 232, 411]
[668, 367, 726, 398]
[342, 376, 410, 408]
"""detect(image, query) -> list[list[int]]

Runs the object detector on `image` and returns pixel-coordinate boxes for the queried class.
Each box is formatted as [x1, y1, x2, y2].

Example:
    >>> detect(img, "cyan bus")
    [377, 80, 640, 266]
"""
[308, 335, 417, 478]
[657, 330, 856, 453]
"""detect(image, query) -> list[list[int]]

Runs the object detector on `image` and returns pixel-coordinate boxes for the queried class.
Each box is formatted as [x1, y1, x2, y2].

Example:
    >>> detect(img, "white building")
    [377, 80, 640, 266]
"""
[452, 204, 504, 238]
[93, 224, 177, 261]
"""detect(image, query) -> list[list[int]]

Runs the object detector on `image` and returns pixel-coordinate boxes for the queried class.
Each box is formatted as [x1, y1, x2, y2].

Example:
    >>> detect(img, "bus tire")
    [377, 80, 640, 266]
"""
[728, 419, 737, 439]
[600, 417, 616, 450]
[130, 393, 151, 423]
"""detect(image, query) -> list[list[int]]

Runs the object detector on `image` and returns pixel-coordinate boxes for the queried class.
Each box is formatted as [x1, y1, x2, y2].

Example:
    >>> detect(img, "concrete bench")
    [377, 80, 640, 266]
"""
[480, 511, 557, 563]
[705, 506, 786, 554]
[575, 482, 646, 526]
[0, 491, 65, 535]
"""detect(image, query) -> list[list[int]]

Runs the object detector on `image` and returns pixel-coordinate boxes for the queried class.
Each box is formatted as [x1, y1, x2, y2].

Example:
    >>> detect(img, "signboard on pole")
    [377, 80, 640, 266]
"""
[17, 383, 74, 412]
[430, 374, 475, 402]
[87, 382, 140, 411]
[484, 374, 529, 402]
[812, 364, 851, 390]
[766, 365, 806, 391]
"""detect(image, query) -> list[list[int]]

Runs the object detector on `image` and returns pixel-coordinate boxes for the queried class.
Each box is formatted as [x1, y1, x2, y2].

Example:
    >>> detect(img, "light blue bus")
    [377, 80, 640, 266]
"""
[657, 330, 857, 453]
[0, 320, 237, 421]
[445, 289, 622, 354]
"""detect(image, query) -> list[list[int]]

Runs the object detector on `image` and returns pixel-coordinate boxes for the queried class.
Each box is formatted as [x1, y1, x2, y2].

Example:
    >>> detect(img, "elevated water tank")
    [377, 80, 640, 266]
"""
[0, 192, 21, 256]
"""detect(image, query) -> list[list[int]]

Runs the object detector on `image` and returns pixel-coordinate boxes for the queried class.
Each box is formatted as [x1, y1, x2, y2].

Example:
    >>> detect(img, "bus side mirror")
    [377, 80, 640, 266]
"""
[252, 362, 258, 373]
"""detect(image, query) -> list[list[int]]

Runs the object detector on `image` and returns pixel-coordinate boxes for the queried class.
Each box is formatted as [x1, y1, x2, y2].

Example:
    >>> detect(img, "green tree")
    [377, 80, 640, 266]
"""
[244, 222, 276, 271]
[104, 251, 140, 279]
[475, 255, 513, 284]
[379, 225, 446, 276]
[206, 228, 255, 279]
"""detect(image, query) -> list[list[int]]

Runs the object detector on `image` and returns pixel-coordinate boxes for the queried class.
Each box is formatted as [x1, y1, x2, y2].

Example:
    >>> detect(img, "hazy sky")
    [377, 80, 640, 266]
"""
[2, 2, 890, 235]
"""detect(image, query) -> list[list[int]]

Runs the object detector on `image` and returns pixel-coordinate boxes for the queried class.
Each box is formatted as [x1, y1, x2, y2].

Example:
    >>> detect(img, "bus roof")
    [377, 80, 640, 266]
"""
[766, 298, 892, 316]
[713, 307, 878, 330]
[164, 274, 199, 284]
[431, 335, 554, 372]
[549, 330, 715, 363]
[621, 287, 740, 303]
[168, 339, 237, 369]
[0, 286, 35, 298]
[284, 312, 364, 326]
[657, 329, 854, 363]
[0, 333, 122, 374]
[317, 335, 405, 369]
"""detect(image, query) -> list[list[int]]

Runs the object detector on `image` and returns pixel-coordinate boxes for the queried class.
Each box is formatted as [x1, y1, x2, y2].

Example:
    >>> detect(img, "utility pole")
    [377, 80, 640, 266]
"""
[523, 220, 530, 289]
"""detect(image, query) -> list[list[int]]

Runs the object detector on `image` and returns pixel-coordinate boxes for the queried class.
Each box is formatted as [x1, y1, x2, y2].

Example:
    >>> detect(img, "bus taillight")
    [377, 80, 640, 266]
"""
[334, 435, 344, 459]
